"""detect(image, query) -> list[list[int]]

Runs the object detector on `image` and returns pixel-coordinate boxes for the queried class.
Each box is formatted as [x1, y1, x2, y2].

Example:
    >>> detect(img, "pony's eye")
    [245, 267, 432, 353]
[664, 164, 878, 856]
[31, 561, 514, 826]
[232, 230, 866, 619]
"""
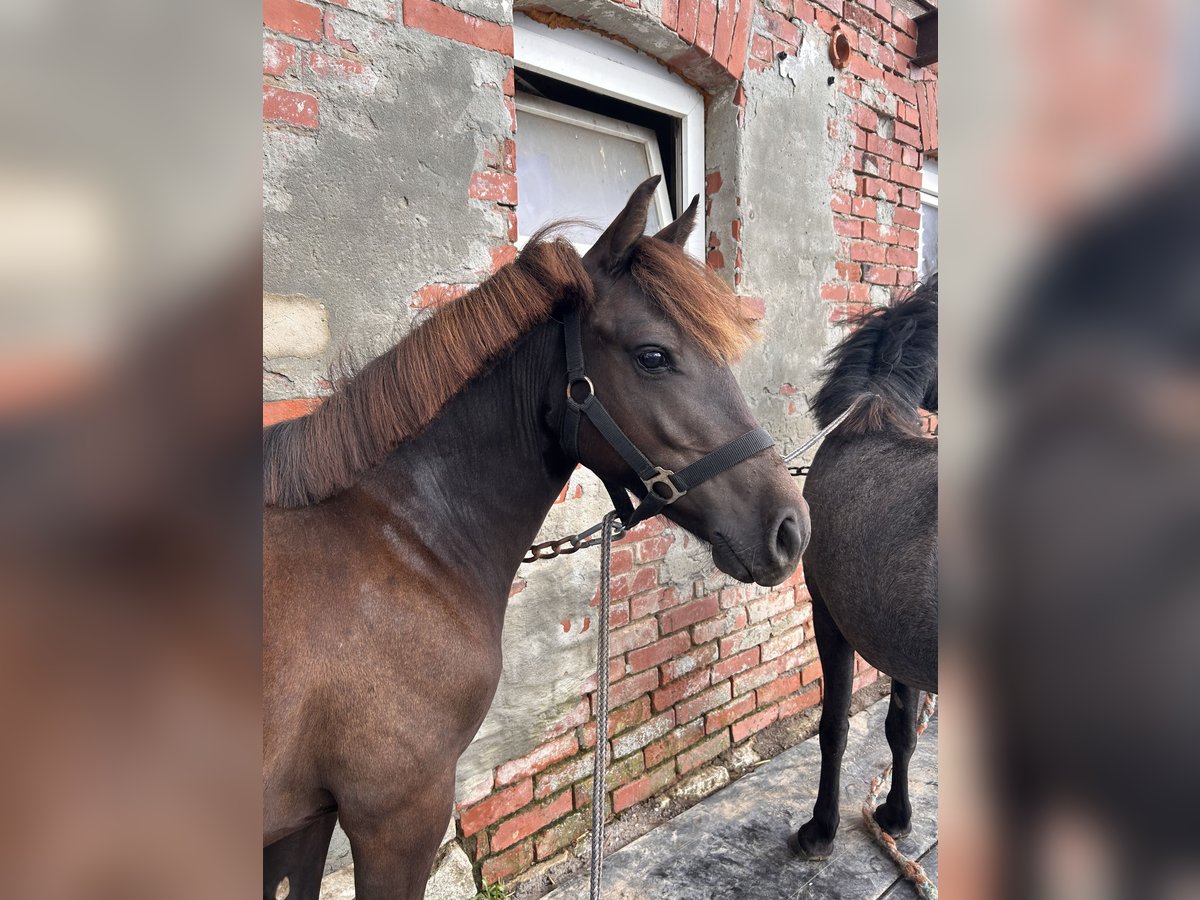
[636, 348, 671, 372]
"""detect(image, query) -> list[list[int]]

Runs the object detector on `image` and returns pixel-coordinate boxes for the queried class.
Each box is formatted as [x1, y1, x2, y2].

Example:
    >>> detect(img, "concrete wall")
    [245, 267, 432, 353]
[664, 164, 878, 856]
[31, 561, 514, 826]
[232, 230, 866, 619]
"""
[263, 0, 935, 889]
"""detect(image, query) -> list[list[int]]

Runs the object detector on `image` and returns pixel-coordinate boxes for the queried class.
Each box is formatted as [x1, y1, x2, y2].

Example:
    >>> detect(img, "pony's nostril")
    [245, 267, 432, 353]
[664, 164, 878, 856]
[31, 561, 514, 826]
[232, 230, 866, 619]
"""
[775, 511, 804, 563]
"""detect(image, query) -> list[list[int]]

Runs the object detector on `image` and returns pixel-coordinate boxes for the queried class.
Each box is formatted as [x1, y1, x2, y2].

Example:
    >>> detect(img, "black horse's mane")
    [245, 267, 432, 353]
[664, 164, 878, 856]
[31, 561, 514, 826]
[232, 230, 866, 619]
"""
[810, 276, 938, 435]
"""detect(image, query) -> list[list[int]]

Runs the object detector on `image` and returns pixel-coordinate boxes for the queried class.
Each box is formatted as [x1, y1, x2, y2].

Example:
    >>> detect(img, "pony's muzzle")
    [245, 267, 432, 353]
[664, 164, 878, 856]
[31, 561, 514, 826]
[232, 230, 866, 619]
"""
[764, 506, 807, 583]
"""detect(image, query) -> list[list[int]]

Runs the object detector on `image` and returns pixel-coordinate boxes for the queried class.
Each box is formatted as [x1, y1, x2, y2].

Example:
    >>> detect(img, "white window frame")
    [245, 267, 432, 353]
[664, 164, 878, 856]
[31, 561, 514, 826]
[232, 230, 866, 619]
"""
[918, 157, 938, 280]
[513, 13, 706, 260]
[514, 94, 672, 255]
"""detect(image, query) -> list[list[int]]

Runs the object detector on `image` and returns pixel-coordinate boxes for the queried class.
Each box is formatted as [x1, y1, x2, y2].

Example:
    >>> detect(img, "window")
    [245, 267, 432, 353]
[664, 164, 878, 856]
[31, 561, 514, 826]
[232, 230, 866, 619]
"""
[918, 157, 938, 281]
[513, 14, 705, 257]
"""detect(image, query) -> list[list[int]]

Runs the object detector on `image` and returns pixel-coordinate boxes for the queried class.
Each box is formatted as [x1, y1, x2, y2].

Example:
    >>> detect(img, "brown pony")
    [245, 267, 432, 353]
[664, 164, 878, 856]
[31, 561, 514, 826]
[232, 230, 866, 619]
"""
[263, 179, 808, 899]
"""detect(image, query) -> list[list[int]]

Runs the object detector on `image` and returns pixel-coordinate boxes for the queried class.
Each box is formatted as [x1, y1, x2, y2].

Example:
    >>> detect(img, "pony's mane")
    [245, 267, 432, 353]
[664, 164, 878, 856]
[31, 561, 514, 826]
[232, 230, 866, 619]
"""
[263, 235, 592, 508]
[810, 276, 937, 436]
[629, 237, 759, 361]
[263, 230, 759, 509]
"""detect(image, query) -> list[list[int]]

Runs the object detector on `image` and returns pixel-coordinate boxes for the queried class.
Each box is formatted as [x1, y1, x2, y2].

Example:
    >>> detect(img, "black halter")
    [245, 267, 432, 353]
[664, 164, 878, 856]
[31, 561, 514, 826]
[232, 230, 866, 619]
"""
[559, 307, 776, 530]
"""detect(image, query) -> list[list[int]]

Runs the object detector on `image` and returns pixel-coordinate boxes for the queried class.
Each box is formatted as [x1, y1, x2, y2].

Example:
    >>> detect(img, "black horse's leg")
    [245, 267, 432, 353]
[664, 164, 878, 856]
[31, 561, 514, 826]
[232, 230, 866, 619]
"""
[263, 810, 338, 900]
[794, 588, 855, 860]
[872, 680, 921, 837]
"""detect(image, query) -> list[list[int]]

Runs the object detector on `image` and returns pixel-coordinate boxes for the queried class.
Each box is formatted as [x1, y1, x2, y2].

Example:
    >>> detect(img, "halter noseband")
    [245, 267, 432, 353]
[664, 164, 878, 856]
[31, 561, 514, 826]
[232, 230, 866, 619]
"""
[559, 307, 775, 530]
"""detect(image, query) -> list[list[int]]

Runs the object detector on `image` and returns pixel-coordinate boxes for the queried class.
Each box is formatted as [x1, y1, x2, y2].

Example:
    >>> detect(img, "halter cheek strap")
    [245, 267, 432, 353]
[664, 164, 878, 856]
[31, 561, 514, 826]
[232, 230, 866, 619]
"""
[559, 307, 775, 530]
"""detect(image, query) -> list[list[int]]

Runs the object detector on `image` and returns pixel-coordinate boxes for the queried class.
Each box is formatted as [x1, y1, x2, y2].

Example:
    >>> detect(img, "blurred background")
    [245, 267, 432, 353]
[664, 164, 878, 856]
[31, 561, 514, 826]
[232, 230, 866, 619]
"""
[1, 0, 1198, 897]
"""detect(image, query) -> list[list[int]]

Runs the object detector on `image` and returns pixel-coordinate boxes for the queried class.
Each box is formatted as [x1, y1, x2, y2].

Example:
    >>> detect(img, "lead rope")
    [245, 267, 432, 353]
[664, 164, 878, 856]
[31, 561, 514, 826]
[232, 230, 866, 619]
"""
[589, 510, 617, 900]
[862, 692, 938, 900]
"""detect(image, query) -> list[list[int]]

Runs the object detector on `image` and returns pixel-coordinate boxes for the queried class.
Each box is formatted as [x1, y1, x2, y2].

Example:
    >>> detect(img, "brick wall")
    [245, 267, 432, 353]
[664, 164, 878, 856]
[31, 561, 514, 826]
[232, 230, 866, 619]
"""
[263, 0, 937, 887]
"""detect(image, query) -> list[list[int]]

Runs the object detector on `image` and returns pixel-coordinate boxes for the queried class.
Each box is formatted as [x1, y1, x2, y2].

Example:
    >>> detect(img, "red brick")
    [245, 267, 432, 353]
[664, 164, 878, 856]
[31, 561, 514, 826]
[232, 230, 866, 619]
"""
[677, 730, 730, 773]
[761, 626, 805, 662]
[718, 621, 771, 657]
[726, 0, 756, 79]
[693, 606, 747, 644]
[886, 246, 918, 267]
[901, 187, 920, 208]
[661, 641, 718, 683]
[534, 753, 593, 801]
[573, 750, 645, 807]
[644, 719, 706, 768]
[831, 191, 853, 215]
[747, 591, 792, 624]
[677, 680, 732, 724]
[583, 696, 652, 748]
[750, 32, 772, 62]
[712, 646, 760, 681]
[403, 0, 514, 55]
[469, 171, 517, 205]
[496, 733, 579, 786]
[731, 705, 779, 742]
[712, 0, 738, 63]
[850, 104, 878, 132]
[897, 227, 919, 248]
[263, 0, 322, 41]
[607, 566, 658, 601]
[263, 84, 319, 128]
[718, 584, 755, 610]
[481, 839, 533, 884]
[850, 197, 878, 219]
[606, 668, 660, 709]
[837, 260, 863, 282]
[893, 164, 923, 190]
[661, 595, 720, 634]
[862, 221, 898, 244]
[894, 120, 920, 147]
[652, 669, 710, 712]
[761, 9, 799, 46]
[631, 586, 682, 620]
[732, 657, 784, 696]
[801, 660, 823, 686]
[627, 631, 690, 674]
[636, 534, 675, 563]
[609, 548, 634, 576]
[864, 264, 899, 285]
[613, 761, 675, 812]
[263, 398, 320, 426]
[696, 0, 719, 53]
[490, 790, 572, 852]
[609, 618, 659, 658]
[833, 217, 862, 238]
[611, 710, 676, 758]
[461, 779, 533, 836]
[756, 671, 802, 707]
[779, 685, 822, 718]
[676, 0, 700, 43]
[850, 241, 887, 264]
[263, 38, 297, 77]
[894, 207, 921, 229]
[704, 692, 756, 734]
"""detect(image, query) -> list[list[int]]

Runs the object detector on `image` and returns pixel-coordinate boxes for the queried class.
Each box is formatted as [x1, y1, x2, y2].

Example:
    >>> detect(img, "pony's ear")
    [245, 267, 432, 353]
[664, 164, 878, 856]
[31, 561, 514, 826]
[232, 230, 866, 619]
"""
[654, 194, 699, 247]
[584, 175, 660, 275]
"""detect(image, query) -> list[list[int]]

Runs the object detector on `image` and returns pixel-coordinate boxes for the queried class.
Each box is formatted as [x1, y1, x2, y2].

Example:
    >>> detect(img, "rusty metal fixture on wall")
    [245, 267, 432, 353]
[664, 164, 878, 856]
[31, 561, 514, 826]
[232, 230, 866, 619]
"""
[829, 26, 851, 69]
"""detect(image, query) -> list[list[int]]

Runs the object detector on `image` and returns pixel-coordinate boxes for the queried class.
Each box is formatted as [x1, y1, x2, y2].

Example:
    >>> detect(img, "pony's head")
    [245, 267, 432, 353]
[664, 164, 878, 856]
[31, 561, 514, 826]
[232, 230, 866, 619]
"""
[568, 177, 807, 586]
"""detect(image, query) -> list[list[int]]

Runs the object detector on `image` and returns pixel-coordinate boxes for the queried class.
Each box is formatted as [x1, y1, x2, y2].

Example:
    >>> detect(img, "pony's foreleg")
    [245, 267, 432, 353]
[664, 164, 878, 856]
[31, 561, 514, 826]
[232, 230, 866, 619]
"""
[872, 680, 921, 837]
[263, 810, 338, 900]
[794, 590, 855, 860]
[343, 772, 455, 900]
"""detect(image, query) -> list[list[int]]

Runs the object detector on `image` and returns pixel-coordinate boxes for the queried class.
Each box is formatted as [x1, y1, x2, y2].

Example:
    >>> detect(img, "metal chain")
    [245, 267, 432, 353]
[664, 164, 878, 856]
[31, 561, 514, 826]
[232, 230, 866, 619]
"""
[588, 510, 617, 900]
[523, 516, 627, 564]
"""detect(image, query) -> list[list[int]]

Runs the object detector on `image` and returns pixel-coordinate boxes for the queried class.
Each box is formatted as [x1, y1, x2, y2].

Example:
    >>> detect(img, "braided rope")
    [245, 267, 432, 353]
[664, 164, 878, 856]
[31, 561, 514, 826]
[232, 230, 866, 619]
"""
[588, 511, 617, 900]
[862, 692, 938, 900]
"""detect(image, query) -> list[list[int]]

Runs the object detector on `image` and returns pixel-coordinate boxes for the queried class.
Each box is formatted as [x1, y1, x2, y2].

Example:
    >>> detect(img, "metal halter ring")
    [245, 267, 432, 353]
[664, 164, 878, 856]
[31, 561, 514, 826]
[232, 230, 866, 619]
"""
[566, 376, 595, 410]
[643, 467, 685, 505]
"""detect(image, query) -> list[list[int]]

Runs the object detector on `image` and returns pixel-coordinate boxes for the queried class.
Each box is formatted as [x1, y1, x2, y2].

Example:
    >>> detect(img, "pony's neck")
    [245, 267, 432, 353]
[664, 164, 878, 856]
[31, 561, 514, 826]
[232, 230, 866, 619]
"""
[358, 319, 573, 597]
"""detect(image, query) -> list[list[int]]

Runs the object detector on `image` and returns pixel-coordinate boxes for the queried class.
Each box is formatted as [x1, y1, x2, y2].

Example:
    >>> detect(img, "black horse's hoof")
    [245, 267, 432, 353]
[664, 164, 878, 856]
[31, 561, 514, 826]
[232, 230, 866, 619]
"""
[792, 821, 835, 860]
[872, 801, 912, 838]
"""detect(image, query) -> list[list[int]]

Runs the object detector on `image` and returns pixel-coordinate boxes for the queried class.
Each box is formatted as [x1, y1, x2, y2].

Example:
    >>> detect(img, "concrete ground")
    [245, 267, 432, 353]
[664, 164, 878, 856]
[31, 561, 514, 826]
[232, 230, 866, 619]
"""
[543, 697, 938, 900]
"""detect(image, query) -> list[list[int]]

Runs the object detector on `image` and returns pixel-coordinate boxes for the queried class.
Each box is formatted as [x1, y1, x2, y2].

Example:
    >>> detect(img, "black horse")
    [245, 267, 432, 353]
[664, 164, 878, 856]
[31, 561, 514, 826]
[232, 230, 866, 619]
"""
[793, 279, 938, 859]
